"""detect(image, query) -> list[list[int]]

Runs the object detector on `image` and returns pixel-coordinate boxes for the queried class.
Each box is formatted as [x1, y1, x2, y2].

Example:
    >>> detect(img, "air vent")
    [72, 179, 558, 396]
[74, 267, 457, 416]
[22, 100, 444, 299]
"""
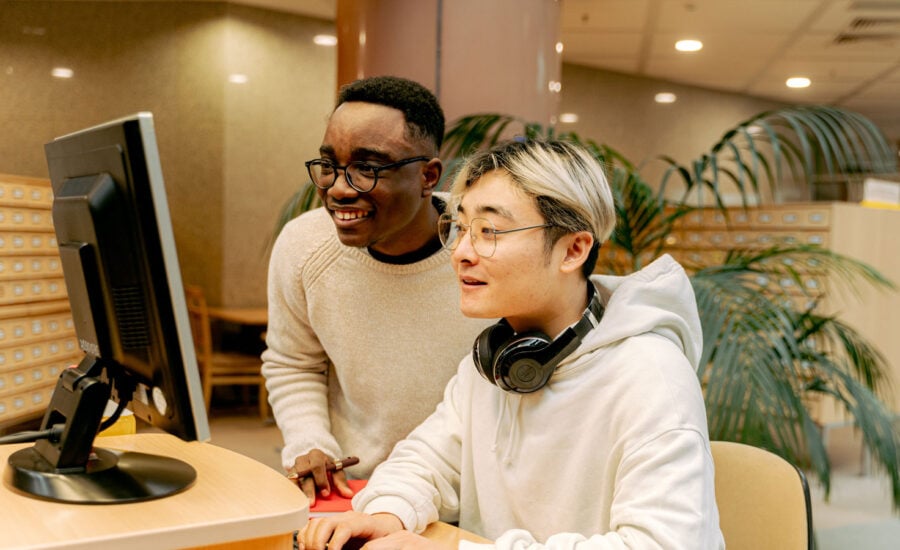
[850, 1, 900, 10]
[835, 16, 900, 44]
[113, 285, 150, 349]
[834, 32, 899, 43]
[850, 17, 900, 29]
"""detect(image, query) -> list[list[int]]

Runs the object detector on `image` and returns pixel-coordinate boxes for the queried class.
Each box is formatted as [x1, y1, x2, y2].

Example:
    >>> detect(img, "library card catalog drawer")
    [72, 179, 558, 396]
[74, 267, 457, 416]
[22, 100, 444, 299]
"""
[0, 335, 80, 370]
[775, 208, 831, 228]
[0, 207, 55, 231]
[0, 360, 70, 397]
[672, 249, 728, 267]
[0, 277, 68, 305]
[748, 231, 830, 247]
[0, 385, 54, 423]
[0, 181, 53, 209]
[0, 311, 75, 347]
[0, 256, 62, 280]
[0, 231, 58, 254]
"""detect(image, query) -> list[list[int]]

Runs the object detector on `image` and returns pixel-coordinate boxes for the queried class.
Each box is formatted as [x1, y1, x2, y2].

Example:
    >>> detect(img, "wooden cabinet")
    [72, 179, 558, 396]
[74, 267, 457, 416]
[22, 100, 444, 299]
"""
[667, 202, 900, 423]
[0, 174, 81, 432]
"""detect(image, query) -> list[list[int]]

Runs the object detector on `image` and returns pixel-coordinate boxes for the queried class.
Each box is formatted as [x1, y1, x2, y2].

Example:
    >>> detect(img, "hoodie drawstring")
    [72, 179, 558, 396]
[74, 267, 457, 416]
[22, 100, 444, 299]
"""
[491, 392, 522, 465]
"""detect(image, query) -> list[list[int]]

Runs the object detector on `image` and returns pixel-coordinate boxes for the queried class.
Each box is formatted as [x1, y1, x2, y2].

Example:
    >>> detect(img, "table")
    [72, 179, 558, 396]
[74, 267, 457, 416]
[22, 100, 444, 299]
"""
[0, 433, 307, 549]
[208, 305, 268, 353]
[423, 521, 490, 546]
[207, 306, 268, 327]
[0, 434, 487, 549]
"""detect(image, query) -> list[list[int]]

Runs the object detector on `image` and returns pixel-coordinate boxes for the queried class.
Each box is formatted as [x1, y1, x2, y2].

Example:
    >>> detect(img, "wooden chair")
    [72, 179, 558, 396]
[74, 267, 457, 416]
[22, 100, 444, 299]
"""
[711, 440, 813, 550]
[184, 284, 268, 420]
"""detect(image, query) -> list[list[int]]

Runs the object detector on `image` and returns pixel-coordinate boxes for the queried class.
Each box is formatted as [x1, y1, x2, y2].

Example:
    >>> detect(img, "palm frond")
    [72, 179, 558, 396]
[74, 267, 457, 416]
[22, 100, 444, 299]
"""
[650, 105, 898, 204]
[265, 181, 321, 255]
[605, 168, 692, 272]
[693, 246, 899, 507]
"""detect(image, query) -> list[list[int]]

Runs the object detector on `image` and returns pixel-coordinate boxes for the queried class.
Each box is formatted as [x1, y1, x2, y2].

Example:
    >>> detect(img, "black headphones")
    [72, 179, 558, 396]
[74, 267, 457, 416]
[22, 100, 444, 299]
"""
[472, 285, 605, 393]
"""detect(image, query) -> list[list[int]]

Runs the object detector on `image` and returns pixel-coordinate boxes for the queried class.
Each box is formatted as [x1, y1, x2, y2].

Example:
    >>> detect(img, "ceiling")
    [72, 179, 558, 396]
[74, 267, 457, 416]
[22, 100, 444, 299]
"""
[228, 0, 900, 141]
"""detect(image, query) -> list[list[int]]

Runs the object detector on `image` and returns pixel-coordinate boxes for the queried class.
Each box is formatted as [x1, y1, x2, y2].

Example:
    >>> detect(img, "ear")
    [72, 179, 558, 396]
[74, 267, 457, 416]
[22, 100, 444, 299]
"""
[421, 158, 443, 197]
[559, 231, 594, 274]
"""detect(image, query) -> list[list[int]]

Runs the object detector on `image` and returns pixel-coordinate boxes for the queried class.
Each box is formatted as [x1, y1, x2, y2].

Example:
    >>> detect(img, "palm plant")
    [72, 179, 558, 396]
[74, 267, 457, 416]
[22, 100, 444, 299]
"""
[440, 108, 900, 509]
[693, 245, 897, 506]
[649, 105, 898, 207]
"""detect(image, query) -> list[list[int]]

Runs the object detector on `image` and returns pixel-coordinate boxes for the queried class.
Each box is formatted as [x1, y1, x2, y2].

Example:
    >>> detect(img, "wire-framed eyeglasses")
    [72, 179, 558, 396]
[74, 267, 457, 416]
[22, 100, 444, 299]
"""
[437, 212, 553, 258]
[305, 156, 430, 193]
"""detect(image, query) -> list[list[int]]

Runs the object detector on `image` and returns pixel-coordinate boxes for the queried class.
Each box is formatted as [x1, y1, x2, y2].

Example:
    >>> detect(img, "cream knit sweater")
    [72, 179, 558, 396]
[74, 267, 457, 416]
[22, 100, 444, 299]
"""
[262, 201, 491, 476]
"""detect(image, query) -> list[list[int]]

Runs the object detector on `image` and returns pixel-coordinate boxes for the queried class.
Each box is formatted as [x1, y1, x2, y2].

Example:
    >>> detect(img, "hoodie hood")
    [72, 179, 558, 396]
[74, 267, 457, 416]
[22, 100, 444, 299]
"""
[580, 254, 702, 370]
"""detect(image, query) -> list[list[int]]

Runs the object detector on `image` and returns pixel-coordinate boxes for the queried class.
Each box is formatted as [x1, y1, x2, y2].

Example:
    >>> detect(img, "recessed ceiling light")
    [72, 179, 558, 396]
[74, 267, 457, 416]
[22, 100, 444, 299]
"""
[559, 113, 578, 123]
[655, 92, 677, 104]
[786, 77, 811, 88]
[228, 74, 249, 84]
[555, 42, 564, 54]
[675, 39, 703, 52]
[313, 34, 337, 47]
[51, 67, 73, 79]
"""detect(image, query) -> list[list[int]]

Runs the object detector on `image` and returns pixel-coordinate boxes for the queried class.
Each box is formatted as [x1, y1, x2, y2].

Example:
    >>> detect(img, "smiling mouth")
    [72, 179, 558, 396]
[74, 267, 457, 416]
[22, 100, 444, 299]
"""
[333, 209, 371, 221]
[461, 277, 485, 286]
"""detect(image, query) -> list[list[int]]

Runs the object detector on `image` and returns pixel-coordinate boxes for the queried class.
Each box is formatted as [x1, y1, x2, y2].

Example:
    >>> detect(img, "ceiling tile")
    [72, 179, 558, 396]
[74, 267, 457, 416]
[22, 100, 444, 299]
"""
[655, 0, 822, 32]
[560, 0, 651, 32]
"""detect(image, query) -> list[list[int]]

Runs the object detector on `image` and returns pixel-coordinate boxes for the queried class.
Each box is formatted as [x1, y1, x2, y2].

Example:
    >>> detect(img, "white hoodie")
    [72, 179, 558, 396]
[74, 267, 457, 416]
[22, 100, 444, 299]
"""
[353, 255, 725, 550]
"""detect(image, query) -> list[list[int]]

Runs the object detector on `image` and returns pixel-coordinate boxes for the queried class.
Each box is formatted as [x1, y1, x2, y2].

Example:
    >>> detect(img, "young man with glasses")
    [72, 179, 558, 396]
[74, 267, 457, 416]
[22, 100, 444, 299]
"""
[263, 76, 490, 504]
[299, 139, 724, 550]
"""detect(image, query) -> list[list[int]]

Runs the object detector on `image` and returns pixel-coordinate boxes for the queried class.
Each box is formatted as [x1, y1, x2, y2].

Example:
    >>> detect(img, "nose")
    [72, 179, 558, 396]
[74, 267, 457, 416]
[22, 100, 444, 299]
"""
[451, 232, 479, 264]
[326, 167, 359, 199]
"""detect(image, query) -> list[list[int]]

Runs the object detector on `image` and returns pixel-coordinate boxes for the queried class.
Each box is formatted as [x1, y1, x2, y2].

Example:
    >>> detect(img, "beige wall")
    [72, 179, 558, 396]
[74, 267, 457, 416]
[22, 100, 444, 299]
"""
[558, 63, 791, 204]
[0, 1, 335, 307]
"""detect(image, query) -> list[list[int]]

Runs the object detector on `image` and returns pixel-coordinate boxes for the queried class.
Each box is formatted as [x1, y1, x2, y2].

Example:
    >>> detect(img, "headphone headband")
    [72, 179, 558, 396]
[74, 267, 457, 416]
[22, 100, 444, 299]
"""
[473, 285, 605, 393]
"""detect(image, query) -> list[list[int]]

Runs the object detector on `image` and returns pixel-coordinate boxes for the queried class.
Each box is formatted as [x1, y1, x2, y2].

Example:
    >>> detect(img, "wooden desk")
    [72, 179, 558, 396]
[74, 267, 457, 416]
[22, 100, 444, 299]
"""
[207, 306, 268, 327]
[0, 433, 307, 549]
[423, 521, 490, 547]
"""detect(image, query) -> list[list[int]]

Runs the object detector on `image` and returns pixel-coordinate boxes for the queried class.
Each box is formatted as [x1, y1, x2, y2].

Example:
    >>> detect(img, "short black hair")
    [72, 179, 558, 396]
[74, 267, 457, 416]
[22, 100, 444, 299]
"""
[336, 76, 445, 151]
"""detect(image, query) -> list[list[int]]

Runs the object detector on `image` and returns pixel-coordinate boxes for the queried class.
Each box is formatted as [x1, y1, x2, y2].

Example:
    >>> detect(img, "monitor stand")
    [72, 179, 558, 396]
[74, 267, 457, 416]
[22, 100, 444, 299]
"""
[3, 357, 196, 504]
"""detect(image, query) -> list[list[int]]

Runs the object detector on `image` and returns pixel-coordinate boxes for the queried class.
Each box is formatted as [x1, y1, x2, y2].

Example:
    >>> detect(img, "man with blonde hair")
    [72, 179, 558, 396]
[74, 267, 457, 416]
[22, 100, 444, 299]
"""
[300, 139, 724, 549]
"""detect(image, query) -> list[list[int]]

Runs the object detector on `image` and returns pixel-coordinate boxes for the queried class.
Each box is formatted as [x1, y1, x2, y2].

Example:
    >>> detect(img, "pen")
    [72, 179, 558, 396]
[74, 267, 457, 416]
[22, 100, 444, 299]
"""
[287, 456, 360, 480]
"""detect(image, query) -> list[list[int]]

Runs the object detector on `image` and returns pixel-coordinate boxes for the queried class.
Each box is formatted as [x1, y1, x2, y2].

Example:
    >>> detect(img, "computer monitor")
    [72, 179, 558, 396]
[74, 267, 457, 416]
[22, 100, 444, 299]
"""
[3, 113, 210, 504]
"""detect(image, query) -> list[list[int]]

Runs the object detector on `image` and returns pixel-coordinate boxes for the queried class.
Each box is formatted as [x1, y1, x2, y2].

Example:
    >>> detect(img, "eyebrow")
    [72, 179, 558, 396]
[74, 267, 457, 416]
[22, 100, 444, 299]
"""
[318, 145, 393, 163]
[457, 203, 516, 221]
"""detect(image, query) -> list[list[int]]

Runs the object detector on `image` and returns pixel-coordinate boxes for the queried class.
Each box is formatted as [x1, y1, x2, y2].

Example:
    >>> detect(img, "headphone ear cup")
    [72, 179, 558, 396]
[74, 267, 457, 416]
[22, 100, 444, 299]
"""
[472, 321, 514, 385]
[493, 331, 554, 393]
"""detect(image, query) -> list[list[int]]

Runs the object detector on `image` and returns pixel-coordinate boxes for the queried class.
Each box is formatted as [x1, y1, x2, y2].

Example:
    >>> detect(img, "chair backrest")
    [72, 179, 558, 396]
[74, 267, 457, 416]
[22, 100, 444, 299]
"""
[710, 440, 813, 550]
[183, 284, 213, 367]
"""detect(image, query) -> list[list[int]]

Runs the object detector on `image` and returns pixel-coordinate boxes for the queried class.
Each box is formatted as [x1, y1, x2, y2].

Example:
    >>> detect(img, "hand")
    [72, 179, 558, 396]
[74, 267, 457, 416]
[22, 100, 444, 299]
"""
[361, 530, 444, 550]
[299, 511, 403, 550]
[289, 449, 355, 505]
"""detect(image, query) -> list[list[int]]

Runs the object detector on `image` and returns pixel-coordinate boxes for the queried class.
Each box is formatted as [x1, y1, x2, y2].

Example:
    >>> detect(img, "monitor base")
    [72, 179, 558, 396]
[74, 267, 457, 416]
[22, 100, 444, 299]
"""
[5, 446, 196, 504]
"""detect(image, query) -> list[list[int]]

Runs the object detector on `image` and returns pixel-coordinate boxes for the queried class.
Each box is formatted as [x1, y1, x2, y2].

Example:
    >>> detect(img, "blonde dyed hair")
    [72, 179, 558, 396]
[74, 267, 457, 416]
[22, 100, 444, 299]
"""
[449, 139, 616, 275]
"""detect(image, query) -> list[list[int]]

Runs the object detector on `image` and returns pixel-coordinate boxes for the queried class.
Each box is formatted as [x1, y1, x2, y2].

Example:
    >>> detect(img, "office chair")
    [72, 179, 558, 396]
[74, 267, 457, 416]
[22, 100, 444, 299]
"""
[710, 440, 814, 550]
[184, 284, 268, 420]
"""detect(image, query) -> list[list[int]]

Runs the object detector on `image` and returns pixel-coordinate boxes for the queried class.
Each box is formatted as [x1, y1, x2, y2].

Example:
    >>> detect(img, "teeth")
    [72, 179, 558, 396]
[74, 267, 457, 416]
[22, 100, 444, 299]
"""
[335, 210, 368, 220]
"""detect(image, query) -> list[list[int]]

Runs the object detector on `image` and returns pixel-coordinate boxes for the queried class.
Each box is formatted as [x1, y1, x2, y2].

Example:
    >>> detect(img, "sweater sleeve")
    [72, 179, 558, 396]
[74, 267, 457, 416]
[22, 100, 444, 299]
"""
[262, 213, 342, 469]
[352, 371, 466, 532]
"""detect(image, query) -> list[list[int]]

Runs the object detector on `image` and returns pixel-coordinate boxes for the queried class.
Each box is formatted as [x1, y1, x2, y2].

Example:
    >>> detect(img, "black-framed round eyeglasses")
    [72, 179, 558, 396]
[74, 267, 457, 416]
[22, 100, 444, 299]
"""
[304, 156, 430, 193]
[437, 212, 552, 258]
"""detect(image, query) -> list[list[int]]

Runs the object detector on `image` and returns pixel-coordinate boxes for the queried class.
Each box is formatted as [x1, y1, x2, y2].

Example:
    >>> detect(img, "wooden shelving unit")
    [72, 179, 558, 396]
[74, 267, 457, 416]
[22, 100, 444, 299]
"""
[0, 174, 81, 432]
[666, 201, 900, 423]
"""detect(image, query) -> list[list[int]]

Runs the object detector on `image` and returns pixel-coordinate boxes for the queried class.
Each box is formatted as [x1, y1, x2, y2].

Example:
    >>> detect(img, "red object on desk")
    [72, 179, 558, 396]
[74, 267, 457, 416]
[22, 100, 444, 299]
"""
[310, 479, 368, 517]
